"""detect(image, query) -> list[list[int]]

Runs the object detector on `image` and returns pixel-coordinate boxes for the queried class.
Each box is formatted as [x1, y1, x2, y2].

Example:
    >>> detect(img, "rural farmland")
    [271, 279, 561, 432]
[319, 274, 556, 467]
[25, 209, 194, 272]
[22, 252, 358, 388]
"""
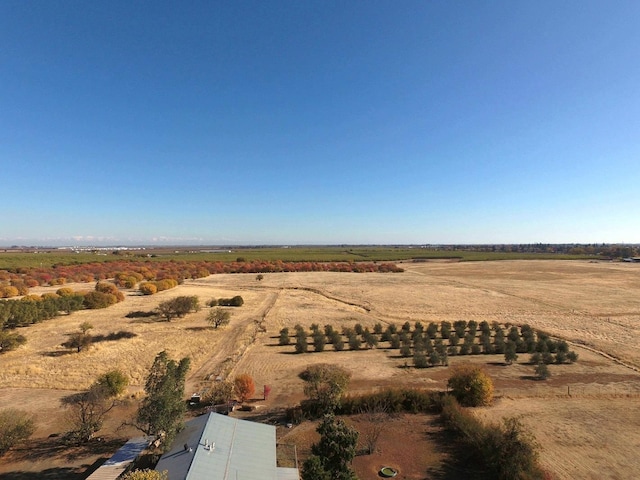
[1, 259, 639, 479]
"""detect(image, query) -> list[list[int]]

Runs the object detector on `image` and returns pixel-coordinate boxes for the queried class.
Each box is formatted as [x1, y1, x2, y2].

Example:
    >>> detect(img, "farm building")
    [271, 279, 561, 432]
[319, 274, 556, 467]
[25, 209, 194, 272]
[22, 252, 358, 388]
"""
[154, 412, 299, 480]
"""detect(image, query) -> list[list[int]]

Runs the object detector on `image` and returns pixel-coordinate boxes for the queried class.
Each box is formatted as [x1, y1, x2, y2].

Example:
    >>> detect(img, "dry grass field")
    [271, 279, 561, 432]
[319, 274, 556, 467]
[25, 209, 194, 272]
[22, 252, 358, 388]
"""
[1, 260, 639, 479]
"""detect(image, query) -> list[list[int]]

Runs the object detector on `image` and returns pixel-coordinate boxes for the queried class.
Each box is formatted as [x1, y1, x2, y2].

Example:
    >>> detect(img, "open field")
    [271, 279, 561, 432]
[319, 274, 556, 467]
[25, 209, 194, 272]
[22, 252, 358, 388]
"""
[0, 246, 593, 270]
[1, 260, 639, 478]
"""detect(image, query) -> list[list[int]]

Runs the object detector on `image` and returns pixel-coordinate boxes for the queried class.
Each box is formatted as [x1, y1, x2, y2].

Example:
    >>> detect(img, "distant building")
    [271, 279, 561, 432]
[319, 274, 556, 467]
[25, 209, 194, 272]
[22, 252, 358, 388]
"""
[155, 412, 299, 480]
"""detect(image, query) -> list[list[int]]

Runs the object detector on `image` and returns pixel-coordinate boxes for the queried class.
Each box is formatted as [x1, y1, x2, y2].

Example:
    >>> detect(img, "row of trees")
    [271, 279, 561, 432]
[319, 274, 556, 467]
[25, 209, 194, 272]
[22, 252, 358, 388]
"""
[139, 279, 179, 295]
[280, 322, 579, 369]
[0, 282, 125, 335]
[0, 259, 403, 295]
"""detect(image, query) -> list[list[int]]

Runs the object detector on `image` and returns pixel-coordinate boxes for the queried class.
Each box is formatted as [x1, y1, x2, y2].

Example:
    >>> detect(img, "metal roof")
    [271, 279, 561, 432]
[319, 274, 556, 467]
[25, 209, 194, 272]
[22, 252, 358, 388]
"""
[155, 413, 296, 480]
[85, 436, 151, 480]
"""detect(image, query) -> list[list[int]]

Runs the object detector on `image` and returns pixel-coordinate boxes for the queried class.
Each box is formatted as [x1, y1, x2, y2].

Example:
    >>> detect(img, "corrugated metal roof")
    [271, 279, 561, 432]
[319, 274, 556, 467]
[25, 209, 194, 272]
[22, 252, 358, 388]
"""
[85, 436, 151, 480]
[276, 467, 300, 480]
[156, 413, 288, 480]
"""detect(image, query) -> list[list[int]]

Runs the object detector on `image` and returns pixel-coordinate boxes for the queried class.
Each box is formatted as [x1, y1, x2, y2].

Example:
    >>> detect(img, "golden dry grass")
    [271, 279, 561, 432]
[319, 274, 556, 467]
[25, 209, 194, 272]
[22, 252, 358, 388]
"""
[1, 260, 640, 478]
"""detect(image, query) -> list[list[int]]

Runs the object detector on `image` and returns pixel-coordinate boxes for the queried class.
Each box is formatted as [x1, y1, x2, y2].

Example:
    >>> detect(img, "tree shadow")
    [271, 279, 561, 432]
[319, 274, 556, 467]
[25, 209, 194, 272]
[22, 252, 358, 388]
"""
[185, 327, 210, 332]
[519, 375, 545, 381]
[92, 331, 137, 343]
[6, 437, 125, 465]
[0, 467, 87, 480]
[125, 310, 157, 318]
[424, 418, 493, 480]
[41, 350, 75, 357]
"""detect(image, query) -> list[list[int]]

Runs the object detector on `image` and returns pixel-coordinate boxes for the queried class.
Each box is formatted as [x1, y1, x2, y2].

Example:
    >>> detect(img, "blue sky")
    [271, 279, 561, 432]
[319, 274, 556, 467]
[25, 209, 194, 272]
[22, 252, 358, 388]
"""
[2, 1, 639, 246]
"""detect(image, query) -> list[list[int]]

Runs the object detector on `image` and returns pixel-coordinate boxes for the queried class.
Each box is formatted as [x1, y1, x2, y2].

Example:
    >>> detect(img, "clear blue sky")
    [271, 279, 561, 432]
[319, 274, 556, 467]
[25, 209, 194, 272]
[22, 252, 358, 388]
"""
[2, 1, 639, 246]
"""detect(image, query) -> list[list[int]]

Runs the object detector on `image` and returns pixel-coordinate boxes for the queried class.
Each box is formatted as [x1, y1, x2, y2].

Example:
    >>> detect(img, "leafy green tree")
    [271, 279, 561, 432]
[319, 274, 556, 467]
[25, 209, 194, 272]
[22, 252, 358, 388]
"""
[0, 409, 35, 455]
[363, 329, 378, 349]
[304, 415, 358, 480]
[504, 341, 518, 365]
[447, 364, 494, 407]
[135, 351, 190, 450]
[535, 363, 550, 380]
[206, 307, 231, 329]
[440, 321, 452, 339]
[0, 330, 27, 353]
[414, 352, 428, 368]
[348, 335, 361, 351]
[429, 350, 441, 367]
[95, 369, 129, 397]
[313, 331, 326, 352]
[295, 329, 308, 353]
[157, 296, 199, 321]
[301, 364, 350, 415]
[301, 455, 331, 480]
[426, 322, 438, 339]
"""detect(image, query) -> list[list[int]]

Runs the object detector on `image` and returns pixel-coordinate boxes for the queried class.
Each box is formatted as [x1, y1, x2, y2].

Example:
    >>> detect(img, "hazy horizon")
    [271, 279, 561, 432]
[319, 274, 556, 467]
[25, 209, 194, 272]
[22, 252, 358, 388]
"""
[2, 1, 639, 245]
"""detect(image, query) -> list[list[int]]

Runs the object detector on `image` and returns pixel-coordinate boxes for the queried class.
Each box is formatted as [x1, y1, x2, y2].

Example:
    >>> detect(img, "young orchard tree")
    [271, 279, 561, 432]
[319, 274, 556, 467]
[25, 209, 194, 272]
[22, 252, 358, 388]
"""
[279, 327, 290, 346]
[206, 308, 231, 329]
[295, 330, 308, 353]
[504, 341, 518, 365]
[535, 363, 550, 380]
[313, 331, 327, 352]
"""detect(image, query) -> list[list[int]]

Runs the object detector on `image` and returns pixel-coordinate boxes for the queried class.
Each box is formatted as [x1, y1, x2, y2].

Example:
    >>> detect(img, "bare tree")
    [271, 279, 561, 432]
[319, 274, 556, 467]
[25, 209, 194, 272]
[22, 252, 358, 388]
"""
[63, 384, 117, 443]
[358, 401, 388, 455]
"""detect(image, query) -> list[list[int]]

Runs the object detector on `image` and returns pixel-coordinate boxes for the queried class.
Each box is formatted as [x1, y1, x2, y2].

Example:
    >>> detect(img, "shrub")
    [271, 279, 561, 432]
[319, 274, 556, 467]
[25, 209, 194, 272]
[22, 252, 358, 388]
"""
[447, 364, 494, 407]
[218, 296, 244, 307]
[83, 291, 117, 309]
[95, 282, 125, 302]
[139, 282, 158, 295]
[0, 409, 36, 455]
[440, 396, 544, 480]
[301, 364, 350, 415]
[0, 331, 27, 353]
